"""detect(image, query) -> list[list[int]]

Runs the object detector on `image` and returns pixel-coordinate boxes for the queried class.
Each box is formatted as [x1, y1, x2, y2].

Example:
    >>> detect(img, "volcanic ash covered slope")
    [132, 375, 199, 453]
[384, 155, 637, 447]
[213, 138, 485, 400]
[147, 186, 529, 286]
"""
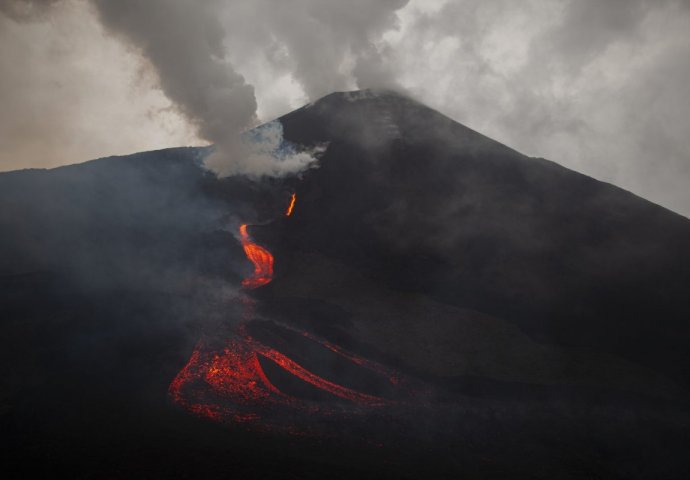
[264, 89, 690, 399]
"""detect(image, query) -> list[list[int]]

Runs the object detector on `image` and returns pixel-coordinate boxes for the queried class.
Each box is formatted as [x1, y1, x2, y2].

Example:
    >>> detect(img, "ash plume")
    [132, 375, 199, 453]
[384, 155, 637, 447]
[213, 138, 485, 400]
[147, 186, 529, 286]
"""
[88, 0, 407, 178]
[90, 0, 266, 177]
[90, 0, 408, 178]
[238, 0, 409, 99]
[3, 1, 689, 216]
[0, 0, 409, 178]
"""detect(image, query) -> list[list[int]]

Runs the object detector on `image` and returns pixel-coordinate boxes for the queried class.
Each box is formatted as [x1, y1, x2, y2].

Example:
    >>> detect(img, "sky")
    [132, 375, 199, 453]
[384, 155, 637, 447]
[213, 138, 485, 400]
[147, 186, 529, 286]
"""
[1, 0, 689, 216]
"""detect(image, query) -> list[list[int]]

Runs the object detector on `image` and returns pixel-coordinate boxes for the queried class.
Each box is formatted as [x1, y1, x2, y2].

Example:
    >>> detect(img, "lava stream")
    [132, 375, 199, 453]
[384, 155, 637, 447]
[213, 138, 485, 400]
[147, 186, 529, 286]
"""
[239, 224, 274, 289]
[169, 193, 410, 431]
[285, 193, 297, 217]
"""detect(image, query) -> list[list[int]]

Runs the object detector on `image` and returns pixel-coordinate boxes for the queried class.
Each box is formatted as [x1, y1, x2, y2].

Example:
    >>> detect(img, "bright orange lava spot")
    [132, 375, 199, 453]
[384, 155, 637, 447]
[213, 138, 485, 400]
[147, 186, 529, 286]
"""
[239, 224, 274, 290]
[285, 193, 297, 217]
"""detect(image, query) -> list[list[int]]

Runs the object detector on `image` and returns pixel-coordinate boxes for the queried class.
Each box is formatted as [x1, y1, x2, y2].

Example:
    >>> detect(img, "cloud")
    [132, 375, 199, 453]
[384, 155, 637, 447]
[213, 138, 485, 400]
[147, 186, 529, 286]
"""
[1, 0, 690, 214]
[0, 0, 61, 21]
[89, 0, 410, 177]
[214, 0, 410, 106]
[0, 0, 200, 171]
[205, 120, 327, 178]
[90, 0, 410, 177]
[382, 0, 690, 216]
[90, 0, 263, 176]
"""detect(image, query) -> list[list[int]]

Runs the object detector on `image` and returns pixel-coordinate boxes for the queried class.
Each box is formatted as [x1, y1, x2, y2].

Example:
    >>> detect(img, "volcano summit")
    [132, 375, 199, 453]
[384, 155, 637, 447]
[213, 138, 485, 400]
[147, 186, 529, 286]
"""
[1, 90, 689, 479]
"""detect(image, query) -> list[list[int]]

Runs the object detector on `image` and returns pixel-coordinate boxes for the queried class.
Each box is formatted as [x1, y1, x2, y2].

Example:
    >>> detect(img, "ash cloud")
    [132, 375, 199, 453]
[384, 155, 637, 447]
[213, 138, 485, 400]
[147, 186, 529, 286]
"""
[0, 0, 201, 172]
[89, 0, 409, 177]
[0, 0, 409, 178]
[206, 120, 326, 178]
[384, 0, 690, 217]
[2, 0, 690, 214]
[240, 0, 409, 99]
[90, 0, 265, 178]
[0, 0, 60, 21]
[87, 0, 408, 177]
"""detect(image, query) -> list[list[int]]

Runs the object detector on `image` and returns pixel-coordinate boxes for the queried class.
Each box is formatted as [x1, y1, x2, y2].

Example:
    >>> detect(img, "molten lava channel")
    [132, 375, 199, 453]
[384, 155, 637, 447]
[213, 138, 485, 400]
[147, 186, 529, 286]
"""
[239, 224, 274, 290]
[169, 193, 409, 432]
[285, 192, 297, 217]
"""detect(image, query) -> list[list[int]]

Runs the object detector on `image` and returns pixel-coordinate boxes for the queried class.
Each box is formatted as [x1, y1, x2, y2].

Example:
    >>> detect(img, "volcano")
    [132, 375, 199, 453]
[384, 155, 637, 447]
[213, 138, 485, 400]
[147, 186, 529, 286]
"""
[1, 89, 689, 479]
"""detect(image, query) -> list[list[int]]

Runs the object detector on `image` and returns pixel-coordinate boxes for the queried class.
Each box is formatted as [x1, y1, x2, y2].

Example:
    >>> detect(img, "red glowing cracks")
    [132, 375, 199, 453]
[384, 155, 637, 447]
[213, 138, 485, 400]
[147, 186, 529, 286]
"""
[168, 323, 399, 430]
[168, 333, 281, 427]
[239, 224, 274, 290]
[285, 193, 297, 217]
[252, 337, 389, 407]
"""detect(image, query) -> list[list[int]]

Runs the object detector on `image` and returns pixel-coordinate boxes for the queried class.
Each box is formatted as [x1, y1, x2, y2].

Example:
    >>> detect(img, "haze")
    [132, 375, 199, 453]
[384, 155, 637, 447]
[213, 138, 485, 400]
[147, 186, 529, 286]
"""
[1, 0, 689, 216]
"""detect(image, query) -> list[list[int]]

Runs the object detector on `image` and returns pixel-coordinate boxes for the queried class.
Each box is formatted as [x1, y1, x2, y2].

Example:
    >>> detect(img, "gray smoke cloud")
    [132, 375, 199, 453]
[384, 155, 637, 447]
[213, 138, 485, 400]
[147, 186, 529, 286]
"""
[89, 0, 267, 177]
[1, 0, 689, 214]
[248, 0, 409, 98]
[379, 0, 690, 217]
[91, 0, 256, 146]
[0, 0, 419, 179]
[0, 0, 60, 21]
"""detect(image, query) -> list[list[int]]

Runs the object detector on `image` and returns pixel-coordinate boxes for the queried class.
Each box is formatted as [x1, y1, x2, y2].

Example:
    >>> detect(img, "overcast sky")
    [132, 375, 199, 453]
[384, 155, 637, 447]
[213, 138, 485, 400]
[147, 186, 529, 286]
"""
[1, 0, 689, 216]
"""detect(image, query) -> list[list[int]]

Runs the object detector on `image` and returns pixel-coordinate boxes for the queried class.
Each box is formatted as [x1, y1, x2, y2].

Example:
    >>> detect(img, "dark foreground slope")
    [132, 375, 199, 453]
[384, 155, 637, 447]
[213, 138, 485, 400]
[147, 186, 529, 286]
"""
[1, 90, 689, 479]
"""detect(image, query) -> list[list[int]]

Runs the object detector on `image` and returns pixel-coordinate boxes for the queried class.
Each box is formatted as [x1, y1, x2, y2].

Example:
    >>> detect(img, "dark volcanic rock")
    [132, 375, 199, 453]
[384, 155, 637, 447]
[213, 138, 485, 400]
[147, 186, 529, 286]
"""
[273, 90, 690, 392]
[1, 89, 689, 479]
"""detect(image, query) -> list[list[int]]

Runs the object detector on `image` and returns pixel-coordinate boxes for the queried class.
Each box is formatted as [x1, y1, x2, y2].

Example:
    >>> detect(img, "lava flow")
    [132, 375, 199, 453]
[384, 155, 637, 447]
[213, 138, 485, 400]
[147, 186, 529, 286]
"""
[285, 192, 296, 217]
[239, 224, 274, 289]
[169, 193, 410, 432]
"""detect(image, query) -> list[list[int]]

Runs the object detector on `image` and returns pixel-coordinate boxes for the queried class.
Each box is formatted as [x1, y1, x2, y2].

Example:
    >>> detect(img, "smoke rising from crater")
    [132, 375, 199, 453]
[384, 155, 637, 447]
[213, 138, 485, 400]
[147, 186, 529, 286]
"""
[90, 0, 265, 177]
[89, 0, 410, 178]
[1, 0, 690, 214]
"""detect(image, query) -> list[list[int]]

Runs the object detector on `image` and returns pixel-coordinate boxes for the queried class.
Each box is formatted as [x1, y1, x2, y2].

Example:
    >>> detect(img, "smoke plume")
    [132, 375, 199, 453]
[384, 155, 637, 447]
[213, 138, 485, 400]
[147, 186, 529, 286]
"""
[2, 0, 690, 214]
[90, 0, 265, 177]
[0, 0, 408, 178]
[90, 0, 408, 178]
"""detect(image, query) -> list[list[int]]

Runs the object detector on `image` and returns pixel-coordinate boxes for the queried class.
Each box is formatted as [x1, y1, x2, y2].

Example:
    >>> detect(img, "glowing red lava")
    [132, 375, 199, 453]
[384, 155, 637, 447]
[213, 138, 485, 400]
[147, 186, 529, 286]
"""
[285, 193, 296, 217]
[239, 224, 274, 289]
[169, 193, 409, 432]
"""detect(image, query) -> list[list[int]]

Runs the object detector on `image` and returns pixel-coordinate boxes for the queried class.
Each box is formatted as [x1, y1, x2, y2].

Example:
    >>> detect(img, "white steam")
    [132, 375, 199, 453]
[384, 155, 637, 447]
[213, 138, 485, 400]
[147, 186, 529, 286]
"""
[88, 0, 404, 178]
[205, 120, 326, 178]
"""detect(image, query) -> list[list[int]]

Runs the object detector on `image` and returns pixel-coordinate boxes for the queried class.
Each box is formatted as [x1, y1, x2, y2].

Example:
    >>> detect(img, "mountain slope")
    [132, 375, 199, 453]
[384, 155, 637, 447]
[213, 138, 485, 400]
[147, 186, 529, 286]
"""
[269, 89, 690, 390]
[1, 89, 689, 479]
